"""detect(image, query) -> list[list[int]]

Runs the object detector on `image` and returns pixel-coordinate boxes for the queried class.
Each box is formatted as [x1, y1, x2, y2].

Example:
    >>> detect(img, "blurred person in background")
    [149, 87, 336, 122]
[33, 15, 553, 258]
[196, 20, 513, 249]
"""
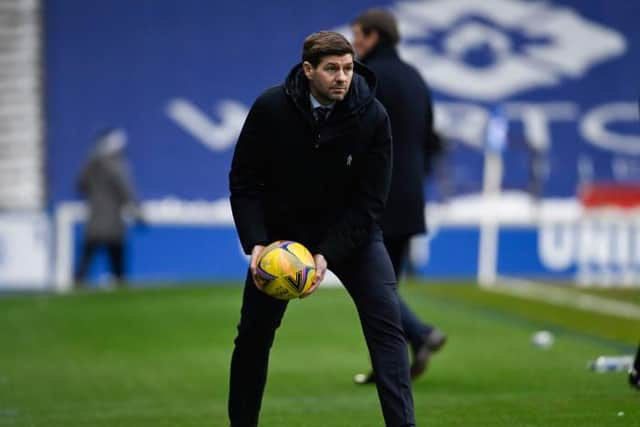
[74, 128, 141, 288]
[351, 8, 447, 385]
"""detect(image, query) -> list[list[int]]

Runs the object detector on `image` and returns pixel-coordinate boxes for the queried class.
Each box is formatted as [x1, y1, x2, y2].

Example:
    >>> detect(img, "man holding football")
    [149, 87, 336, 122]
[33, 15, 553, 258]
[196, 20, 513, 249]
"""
[228, 31, 416, 426]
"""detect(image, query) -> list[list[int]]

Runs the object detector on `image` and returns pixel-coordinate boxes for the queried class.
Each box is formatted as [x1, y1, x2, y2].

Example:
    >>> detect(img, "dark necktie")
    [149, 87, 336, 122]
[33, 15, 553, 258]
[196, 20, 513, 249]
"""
[313, 106, 331, 126]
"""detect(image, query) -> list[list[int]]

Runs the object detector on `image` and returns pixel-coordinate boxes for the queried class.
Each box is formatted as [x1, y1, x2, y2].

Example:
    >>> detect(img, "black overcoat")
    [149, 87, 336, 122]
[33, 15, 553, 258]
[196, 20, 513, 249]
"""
[229, 62, 392, 267]
[362, 44, 439, 238]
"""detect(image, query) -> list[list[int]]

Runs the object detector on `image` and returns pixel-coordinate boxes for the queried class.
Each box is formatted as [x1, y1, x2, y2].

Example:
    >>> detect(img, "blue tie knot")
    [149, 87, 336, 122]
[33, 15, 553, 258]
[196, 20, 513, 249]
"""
[314, 106, 331, 123]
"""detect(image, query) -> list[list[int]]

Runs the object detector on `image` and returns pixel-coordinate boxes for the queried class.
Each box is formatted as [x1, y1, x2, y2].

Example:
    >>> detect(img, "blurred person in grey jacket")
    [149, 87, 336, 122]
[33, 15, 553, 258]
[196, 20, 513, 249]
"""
[74, 128, 141, 287]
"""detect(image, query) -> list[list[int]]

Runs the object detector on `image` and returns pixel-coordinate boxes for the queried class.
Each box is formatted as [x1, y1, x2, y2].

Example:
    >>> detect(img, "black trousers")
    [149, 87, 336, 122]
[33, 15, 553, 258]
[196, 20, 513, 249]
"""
[384, 236, 432, 353]
[228, 240, 415, 427]
[74, 239, 125, 283]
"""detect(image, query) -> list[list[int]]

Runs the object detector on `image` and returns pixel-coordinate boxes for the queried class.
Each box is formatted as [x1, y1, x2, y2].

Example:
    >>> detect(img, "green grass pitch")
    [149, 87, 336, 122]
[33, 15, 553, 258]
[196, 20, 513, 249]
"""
[0, 282, 638, 426]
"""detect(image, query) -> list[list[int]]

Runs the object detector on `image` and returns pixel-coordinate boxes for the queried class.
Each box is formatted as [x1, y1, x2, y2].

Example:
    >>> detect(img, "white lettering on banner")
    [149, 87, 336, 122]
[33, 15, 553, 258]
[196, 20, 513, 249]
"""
[434, 103, 488, 149]
[166, 98, 248, 151]
[435, 101, 640, 156]
[539, 216, 640, 285]
[505, 103, 578, 151]
[167, 98, 639, 164]
[579, 219, 611, 267]
[613, 220, 631, 266]
[538, 223, 574, 271]
[169, 0, 631, 154]
[580, 102, 640, 155]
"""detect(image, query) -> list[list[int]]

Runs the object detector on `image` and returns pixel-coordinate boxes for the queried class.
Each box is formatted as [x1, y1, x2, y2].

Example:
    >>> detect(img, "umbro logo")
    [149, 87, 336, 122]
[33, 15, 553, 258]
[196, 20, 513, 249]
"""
[339, 0, 626, 100]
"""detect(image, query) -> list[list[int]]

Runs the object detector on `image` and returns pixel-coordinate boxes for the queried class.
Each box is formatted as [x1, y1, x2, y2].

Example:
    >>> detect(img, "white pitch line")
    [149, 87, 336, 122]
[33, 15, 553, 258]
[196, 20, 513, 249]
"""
[483, 277, 640, 320]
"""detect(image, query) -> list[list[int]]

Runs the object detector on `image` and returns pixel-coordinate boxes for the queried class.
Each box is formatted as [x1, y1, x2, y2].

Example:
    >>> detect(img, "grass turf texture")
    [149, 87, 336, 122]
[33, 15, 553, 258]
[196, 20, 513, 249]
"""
[0, 283, 638, 426]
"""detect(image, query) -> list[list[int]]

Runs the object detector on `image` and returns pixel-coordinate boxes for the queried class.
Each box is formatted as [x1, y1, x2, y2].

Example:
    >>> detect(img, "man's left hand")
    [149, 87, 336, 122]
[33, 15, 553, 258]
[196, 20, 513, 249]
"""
[301, 254, 327, 298]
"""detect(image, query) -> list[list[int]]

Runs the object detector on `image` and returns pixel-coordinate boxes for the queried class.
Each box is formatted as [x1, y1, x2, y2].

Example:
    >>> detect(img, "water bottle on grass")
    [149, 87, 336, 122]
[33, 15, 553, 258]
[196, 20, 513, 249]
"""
[588, 355, 633, 372]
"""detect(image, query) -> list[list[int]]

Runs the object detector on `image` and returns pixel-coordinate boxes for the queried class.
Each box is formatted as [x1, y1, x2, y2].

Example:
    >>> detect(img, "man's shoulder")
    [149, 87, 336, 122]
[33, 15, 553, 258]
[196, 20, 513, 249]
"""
[371, 56, 427, 87]
[254, 85, 287, 107]
[402, 60, 429, 87]
[364, 98, 390, 126]
[371, 97, 387, 114]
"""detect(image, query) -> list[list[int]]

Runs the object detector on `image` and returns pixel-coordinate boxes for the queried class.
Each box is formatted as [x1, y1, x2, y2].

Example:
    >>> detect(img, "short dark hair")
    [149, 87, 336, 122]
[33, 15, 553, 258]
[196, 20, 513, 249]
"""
[302, 31, 355, 67]
[352, 8, 400, 46]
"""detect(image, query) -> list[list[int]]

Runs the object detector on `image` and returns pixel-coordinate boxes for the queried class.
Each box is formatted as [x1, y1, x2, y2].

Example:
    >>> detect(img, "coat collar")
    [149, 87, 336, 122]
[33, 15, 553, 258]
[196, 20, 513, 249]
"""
[360, 43, 399, 64]
[283, 60, 377, 121]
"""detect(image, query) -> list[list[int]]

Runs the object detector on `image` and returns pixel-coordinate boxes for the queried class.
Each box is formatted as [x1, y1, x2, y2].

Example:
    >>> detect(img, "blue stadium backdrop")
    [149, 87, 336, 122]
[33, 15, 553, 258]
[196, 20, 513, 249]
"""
[45, 0, 640, 284]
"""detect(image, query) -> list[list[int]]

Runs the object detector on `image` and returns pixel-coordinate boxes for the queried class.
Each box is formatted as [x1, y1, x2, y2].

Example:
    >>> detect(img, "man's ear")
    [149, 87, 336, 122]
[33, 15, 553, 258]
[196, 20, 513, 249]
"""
[368, 30, 380, 46]
[302, 61, 314, 79]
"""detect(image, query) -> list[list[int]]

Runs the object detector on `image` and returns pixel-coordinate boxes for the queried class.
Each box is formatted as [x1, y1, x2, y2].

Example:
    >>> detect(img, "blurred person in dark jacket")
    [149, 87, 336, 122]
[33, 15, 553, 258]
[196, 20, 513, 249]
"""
[74, 128, 140, 287]
[351, 8, 447, 385]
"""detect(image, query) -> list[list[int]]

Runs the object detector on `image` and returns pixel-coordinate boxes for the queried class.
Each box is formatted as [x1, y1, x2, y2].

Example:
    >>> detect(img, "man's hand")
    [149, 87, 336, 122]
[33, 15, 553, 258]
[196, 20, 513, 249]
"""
[250, 244, 266, 289]
[301, 254, 327, 298]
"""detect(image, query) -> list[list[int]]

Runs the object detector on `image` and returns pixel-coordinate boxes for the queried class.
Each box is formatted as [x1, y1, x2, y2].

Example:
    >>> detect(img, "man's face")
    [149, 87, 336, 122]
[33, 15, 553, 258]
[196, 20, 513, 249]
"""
[351, 23, 378, 59]
[303, 54, 354, 105]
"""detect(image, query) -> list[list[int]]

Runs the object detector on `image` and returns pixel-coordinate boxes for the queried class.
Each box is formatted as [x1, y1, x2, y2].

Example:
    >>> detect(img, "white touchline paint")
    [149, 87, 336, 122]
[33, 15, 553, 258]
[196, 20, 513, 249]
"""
[485, 276, 640, 320]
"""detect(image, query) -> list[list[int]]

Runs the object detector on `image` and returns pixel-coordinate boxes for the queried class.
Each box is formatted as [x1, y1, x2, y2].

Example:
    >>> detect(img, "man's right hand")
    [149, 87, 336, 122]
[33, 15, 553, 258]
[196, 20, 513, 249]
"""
[250, 244, 266, 289]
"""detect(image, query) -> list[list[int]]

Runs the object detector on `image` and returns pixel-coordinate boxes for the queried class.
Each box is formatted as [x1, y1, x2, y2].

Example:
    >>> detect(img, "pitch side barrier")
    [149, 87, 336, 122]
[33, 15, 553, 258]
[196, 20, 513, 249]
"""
[47, 194, 640, 292]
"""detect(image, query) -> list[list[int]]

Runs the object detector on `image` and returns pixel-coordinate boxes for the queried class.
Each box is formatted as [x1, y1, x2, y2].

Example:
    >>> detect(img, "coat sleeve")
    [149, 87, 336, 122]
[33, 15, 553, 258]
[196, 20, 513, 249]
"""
[316, 106, 392, 266]
[423, 84, 443, 175]
[112, 160, 137, 206]
[229, 95, 270, 254]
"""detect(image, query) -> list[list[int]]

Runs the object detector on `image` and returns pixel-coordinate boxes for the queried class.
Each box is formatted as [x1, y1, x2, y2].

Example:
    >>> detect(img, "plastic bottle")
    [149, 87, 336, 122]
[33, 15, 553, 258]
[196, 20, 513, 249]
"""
[588, 355, 634, 372]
